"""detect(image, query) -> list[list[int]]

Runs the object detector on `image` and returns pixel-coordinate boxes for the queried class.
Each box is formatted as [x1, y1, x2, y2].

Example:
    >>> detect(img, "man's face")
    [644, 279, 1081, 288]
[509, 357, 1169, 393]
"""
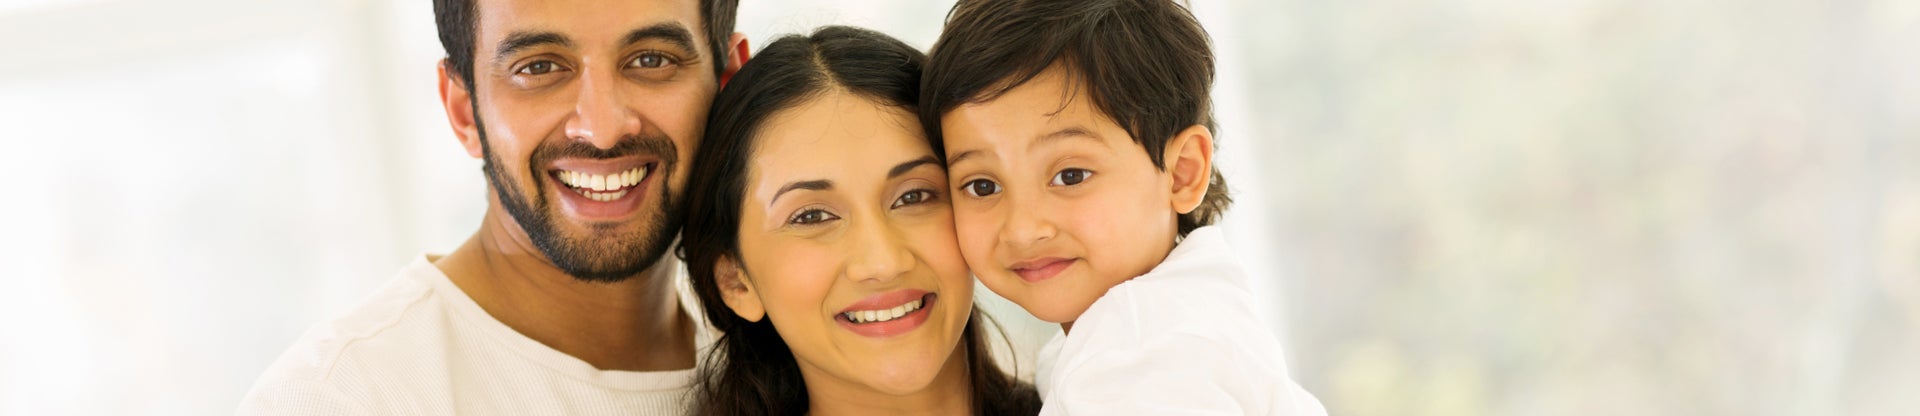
[468, 0, 718, 281]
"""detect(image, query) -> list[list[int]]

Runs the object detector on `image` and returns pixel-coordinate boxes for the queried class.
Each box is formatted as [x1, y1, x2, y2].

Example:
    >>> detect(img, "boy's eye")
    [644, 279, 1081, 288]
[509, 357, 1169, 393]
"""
[788, 209, 839, 225]
[961, 179, 1001, 198]
[891, 189, 939, 208]
[1050, 168, 1093, 186]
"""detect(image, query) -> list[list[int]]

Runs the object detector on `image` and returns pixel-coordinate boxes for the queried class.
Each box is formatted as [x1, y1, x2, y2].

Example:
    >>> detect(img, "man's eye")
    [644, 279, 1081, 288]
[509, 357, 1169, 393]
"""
[789, 209, 839, 225]
[1050, 168, 1092, 186]
[892, 189, 938, 208]
[630, 52, 675, 69]
[961, 179, 1001, 198]
[519, 61, 559, 75]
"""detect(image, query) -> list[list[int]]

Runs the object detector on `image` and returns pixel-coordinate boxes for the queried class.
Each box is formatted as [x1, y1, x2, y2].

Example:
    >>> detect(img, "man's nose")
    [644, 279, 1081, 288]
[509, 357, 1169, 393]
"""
[564, 67, 641, 149]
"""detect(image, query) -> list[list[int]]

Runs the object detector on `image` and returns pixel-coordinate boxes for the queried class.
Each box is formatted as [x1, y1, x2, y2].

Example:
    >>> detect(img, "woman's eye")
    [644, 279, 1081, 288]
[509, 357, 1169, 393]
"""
[891, 189, 938, 208]
[518, 61, 559, 75]
[630, 52, 676, 69]
[788, 209, 839, 225]
[1050, 168, 1092, 186]
[961, 179, 1001, 198]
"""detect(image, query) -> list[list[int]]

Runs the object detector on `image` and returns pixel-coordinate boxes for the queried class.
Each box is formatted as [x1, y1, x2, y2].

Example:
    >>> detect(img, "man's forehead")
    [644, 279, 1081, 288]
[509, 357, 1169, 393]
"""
[474, 0, 705, 49]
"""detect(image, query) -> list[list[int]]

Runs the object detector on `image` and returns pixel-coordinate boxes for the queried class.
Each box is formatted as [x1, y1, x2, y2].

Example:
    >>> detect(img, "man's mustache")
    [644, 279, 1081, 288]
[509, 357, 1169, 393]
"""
[531, 134, 679, 165]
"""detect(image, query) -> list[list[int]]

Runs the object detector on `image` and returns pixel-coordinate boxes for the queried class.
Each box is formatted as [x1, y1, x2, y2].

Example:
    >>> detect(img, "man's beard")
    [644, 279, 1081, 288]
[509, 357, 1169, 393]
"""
[474, 113, 683, 283]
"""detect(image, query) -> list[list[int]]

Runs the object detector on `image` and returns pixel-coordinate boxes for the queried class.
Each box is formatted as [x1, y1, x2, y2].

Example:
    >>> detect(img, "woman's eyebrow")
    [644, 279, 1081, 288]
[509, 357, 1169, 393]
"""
[771, 180, 832, 206]
[888, 156, 942, 179]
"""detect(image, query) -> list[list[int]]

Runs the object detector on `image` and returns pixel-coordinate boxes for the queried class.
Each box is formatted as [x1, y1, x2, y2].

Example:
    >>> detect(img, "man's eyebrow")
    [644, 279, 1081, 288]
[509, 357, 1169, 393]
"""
[623, 22, 699, 55]
[771, 180, 832, 206]
[494, 31, 572, 64]
[888, 156, 942, 179]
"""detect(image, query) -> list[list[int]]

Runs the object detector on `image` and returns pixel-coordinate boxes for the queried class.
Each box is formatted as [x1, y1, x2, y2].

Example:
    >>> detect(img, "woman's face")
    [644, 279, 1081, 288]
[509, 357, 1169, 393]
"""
[728, 91, 974, 396]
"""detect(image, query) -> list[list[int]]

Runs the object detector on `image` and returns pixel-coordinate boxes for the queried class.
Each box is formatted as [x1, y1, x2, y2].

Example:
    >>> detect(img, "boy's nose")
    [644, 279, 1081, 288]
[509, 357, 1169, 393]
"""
[564, 67, 642, 149]
[999, 193, 1057, 248]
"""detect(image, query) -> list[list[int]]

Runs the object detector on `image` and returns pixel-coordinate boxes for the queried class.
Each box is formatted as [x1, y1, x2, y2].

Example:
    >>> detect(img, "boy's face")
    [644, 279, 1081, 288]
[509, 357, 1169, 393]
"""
[941, 64, 1180, 324]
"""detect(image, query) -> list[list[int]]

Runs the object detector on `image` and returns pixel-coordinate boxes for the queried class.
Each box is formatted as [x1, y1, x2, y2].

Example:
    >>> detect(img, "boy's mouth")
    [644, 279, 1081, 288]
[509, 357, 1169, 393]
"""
[1009, 257, 1075, 283]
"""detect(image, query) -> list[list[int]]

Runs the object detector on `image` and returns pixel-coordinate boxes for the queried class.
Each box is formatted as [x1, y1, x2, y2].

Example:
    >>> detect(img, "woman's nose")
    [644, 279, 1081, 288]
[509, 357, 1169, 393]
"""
[845, 218, 914, 283]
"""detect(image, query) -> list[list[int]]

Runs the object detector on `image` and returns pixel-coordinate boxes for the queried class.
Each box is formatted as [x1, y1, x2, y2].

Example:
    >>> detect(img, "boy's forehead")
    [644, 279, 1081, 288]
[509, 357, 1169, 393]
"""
[951, 68, 1121, 142]
[475, 0, 704, 51]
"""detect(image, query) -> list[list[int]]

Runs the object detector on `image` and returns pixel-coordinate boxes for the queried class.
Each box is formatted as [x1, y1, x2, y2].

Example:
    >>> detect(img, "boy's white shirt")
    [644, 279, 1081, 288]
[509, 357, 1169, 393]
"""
[236, 254, 715, 415]
[1034, 225, 1327, 415]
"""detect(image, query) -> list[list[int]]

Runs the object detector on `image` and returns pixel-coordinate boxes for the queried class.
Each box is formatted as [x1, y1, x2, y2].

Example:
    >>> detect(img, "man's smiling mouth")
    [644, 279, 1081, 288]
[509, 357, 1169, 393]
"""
[553, 164, 651, 202]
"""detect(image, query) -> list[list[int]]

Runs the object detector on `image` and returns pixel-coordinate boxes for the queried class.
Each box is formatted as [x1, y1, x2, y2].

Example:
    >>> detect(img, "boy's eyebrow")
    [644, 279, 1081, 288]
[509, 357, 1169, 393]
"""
[1032, 126, 1108, 150]
[947, 127, 1105, 167]
[948, 149, 981, 166]
[771, 180, 831, 206]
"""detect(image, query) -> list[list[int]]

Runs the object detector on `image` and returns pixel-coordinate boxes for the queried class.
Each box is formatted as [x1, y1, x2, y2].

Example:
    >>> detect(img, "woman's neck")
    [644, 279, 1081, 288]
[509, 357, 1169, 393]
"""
[801, 343, 975, 416]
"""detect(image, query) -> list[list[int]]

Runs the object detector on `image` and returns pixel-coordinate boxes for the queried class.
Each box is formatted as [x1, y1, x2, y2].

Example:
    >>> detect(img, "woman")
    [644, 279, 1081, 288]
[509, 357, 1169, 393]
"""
[677, 26, 1041, 415]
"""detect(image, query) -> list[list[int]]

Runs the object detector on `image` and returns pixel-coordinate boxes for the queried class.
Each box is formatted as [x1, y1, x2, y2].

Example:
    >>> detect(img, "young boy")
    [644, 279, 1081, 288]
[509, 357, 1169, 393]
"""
[920, 0, 1327, 414]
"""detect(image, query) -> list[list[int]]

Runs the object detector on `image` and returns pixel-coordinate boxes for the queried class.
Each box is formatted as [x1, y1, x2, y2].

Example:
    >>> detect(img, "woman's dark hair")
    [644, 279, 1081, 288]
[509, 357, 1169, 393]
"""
[921, 0, 1230, 237]
[677, 25, 1041, 416]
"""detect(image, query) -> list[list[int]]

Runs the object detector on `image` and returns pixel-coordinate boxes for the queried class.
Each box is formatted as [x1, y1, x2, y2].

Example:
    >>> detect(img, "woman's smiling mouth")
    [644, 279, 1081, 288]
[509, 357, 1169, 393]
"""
[836, 291, 937, 338]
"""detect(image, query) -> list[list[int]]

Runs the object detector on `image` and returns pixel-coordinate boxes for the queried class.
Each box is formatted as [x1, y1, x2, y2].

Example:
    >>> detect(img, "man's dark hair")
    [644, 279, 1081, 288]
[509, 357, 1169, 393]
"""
[433, 0, 740, 87]
[921, 0, 1230, 237]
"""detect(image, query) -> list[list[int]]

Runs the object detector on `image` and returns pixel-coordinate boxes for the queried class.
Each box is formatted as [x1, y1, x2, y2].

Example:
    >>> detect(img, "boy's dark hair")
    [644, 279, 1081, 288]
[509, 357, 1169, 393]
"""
[433, 0, 739, 87]
[921, 0, 1231, 237]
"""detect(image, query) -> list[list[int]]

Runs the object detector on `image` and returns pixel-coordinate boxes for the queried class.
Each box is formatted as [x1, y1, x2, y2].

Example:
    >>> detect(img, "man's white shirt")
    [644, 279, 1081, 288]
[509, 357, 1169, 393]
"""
[238, 255, 714, 415]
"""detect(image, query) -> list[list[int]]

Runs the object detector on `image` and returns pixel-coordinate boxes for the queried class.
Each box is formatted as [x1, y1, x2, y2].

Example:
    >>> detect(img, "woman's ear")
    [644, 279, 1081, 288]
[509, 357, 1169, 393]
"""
[1166, 124, 1215, 215]
[714, 254, 766, 322]
[437, 59, 484, 159]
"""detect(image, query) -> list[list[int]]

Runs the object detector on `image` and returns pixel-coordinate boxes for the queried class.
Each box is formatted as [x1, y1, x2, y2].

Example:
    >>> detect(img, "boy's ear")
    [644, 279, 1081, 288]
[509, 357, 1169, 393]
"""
[437, 59, 484, 159]
[1165, 124, 1214, 215]
[719, 33, 750, 88]
[714, 254, 766, 322]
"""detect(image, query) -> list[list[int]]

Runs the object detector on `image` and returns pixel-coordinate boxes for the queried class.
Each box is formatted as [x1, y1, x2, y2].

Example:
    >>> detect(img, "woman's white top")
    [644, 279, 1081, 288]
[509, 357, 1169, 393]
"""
[1036, 226, 1327, 415]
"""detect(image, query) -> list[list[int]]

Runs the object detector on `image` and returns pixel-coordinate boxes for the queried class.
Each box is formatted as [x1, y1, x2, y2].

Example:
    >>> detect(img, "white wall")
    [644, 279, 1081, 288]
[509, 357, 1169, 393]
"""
[0, 0, 1914, 415]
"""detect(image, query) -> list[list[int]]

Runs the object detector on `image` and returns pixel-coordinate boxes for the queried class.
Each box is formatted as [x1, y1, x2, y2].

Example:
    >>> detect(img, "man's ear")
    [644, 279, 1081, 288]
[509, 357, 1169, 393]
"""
[438, 60, 484, 159]
[714, 254, 766, 322]
[719, 33, 750, 88]
[1166, 124, 1214, 215]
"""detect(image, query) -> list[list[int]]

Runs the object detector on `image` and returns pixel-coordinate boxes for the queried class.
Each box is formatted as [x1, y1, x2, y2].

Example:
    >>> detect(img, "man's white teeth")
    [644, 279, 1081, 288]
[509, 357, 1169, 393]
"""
[584, 189, 627, 202]
[558, 166, 649, 192]
[844, 298, 925, 324]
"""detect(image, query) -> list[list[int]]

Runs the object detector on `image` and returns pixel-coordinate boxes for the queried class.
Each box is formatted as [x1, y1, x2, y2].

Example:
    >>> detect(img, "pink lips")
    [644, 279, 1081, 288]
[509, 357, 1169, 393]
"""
[1009, 257, 1074, 283]
[835, 289, 936, 339]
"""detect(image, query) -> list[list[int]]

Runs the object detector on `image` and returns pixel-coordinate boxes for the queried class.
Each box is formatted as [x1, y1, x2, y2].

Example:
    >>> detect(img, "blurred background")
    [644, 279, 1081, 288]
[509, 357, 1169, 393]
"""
[0, 0, 1915, 414]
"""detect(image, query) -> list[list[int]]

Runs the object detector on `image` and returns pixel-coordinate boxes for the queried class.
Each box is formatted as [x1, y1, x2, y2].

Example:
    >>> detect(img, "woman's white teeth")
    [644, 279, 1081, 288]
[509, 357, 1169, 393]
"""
[558, 166, 649, 195]
[845, 298, 924, 324]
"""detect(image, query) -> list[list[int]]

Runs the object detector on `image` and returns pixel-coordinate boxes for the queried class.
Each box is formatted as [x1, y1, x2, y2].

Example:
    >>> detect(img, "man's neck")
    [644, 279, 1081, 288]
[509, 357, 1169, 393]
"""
[802, 342, 974, 416]
[435, 208, 696, 372]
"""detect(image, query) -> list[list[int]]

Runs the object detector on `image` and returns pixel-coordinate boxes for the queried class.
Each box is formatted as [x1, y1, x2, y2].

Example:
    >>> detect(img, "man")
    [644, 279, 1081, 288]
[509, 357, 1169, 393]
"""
[240, 0, 748, 413]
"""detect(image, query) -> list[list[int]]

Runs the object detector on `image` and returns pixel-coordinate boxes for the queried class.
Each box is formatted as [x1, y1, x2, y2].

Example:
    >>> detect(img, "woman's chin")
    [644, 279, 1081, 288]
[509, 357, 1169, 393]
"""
[858, 366, 945, 396]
